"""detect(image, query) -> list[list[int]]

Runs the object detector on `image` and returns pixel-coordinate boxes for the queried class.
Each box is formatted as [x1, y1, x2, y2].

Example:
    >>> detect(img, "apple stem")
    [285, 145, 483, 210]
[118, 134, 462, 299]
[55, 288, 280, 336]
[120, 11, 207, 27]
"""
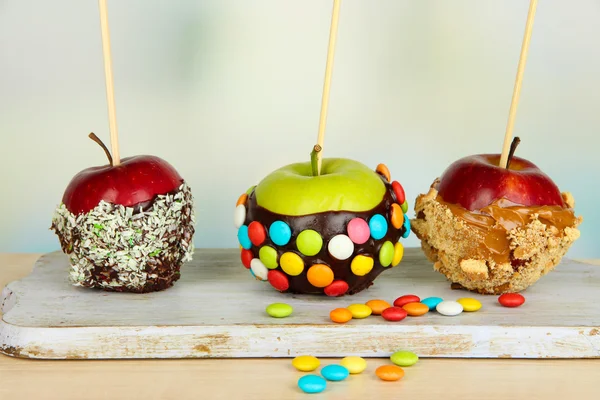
[506, 136, 521, 169]
[311, 144, 322, 176]
[88, 132, 114, 166]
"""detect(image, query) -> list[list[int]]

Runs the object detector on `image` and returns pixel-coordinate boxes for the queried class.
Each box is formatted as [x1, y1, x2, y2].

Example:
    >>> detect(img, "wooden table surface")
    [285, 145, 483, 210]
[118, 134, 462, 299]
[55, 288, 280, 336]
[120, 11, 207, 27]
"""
[1, 253, 598, 400]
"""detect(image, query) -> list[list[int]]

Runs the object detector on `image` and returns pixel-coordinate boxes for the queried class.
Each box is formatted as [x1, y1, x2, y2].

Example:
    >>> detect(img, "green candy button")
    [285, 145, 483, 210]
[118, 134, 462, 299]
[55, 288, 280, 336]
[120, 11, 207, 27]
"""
[379, 241, 394, 267]
[296, 230, 323, 256]
[259, 246, 279, 269]
[266, 303, 293, 318]
[390, 350, 419, 367]
[401, 201, 408, 214]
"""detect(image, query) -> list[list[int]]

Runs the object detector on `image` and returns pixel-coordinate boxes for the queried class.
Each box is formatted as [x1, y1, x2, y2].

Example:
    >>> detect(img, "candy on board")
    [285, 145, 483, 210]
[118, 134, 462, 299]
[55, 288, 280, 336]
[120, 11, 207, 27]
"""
[298, 375, 327, 394]
[292, 355, 320, 372]
[498, 293, 525, 307]
[421, 297, 443, 310]
[381, 306, 408, 322]
[365, 299, 392, 315]
[457, 297, 482, 312]
[375, 365, 405, 381]
[436, 300, 464, 316]
[340, 356, 367, 374]
[402, 302, 429, 316]
[321, 364, 349, 381]
[390, 350, 419, 367]
[393, 294, 420, 308]
[266, 302, 293, 318]
[330, 308, 353, 323]
[347, 304, 372, 319]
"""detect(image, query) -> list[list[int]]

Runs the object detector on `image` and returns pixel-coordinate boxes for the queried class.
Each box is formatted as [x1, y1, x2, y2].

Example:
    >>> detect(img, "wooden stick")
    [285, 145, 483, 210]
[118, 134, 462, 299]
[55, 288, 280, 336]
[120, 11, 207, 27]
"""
[499, 0, 538, 169]
[98, 0, 121, 166]
[316, 0, 341, 175]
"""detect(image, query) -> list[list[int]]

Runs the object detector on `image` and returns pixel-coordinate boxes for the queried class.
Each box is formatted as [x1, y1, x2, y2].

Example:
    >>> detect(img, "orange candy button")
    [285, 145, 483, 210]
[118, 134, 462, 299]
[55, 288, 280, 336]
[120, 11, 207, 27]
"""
[236, 193, 248, 206]
[365, 299, 392, 315]
[330, 308, 353, 324]
[307, 264, 334, 288]
[376, 163, 391, 182]
[376, 365, 405, 381]
[402, 302, 429, 316]
[390, 203, 404, 229]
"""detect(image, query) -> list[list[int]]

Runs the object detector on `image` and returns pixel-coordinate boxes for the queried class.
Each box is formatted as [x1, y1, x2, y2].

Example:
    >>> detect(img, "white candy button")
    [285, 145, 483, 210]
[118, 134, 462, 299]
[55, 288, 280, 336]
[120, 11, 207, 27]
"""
[234, 205, 246, 228]
[436, 300, 464, 316]
[327, 234, 354, 260]
[250, 258, 268, 281]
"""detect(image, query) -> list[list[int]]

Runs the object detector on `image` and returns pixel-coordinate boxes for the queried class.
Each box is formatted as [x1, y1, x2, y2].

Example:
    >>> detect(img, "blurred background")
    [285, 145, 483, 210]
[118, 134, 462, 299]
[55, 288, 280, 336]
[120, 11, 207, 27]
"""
[0, 0, 598, 257]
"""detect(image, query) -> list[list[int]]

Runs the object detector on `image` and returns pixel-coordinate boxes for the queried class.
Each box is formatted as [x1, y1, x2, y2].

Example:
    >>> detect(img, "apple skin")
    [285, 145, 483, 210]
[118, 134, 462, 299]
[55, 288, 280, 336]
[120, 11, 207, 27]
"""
[436, 154, 565, 211]
[62, 155, 184, 214]
[255, 158, 386, 215]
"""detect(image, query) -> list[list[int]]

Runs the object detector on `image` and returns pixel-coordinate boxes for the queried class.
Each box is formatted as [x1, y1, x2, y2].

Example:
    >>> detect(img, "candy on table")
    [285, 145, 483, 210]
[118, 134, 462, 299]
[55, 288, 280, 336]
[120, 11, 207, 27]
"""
[330, 308, 353, 324]
[347, 304, 372, 319]
[292, 355, 320, 372]
[365, 299, 392, 315]
[321, 364, 349, 381]
[375, 365, 405, 381]
[390, 350, 419, 367]
[340, 356, 367, 374]
[393, 294, 420, 308]
[498, 293, 525, 307]
[402, 302, 429, 316]
[298, 375, 327, 394]
[457, 297, 482, 312]
[265, 303, 293, 318]
[436, 300, 464, 316]
[421, 296, 443, 311]
[381, 306, 408, 322]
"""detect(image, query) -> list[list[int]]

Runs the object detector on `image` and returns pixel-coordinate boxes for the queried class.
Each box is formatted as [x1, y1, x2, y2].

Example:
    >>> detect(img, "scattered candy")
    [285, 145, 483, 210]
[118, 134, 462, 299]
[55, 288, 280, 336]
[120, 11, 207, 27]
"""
[297, 229, 323, 256]
[457, 297, 482, 312]
[436, 300, 464, 316]
[266, 302, 293, 318]
[298, 375, 327, 394]
[376, 365, 405, 381]
[234, 205, 246, 228]
[379, 241, 394, 267]
[402, 302, 429, 316]
[268, 270, 289, 291]
[376, 163, 391, 182]
[365, 299, 392, 315]
[369, 214, 388, 240]
[390, 203, 404, 230]
[259, 245, 278, 269]
[402, 216, 411, 238]
[330, 308, 353, 323]
[321, 364, 349, 381]
[340, 356, 367, 374]
[401, 200, 409, 214]
[347, 304, 372, 319]
[328, 234, 355, 260]
[307, 264, 334, 288]
[347, 218, 370, 245]
[498, 293, 525, 308]
[292, 355, 320, 372]
[391, 181, 406, 205]
[250, 258, 268, 280]
[351, 254, 374, 276]
[421, 297, 443, 311]
[236, 193, 248, 206]
[240, 249, 253, 269]
[381, 307, 408, 322]
[393, 294, 420, 308]
[390, 350, 419, 367]
[237, 225, 252, 249]
[269, 220, 292, 246]
[391, 242, 404, 267]
[280, 252, 304, 276]
[248, 221, 267, 246]
[324, 280, 349, 297]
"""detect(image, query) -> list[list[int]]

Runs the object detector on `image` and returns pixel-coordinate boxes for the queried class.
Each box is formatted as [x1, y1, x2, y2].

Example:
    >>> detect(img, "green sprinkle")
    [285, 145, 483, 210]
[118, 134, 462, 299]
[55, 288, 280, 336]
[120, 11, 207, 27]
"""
[93, 223, 104, 230]
[149, 250, 161, 257]
[129, 238, 134, 246]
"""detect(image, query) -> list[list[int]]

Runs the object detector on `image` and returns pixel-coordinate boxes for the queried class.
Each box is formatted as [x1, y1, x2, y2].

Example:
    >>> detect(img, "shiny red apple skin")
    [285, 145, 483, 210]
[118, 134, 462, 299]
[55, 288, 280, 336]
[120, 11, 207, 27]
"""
[436, 154, 565, 211]
[62, 155, 183, 215]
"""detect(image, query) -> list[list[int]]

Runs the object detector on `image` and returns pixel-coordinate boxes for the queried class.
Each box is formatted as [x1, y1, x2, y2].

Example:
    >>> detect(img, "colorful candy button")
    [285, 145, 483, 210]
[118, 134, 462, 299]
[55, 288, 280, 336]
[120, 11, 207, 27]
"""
[258, 245, 278, 269]
[390, 350, 419, 367]
[250, 258, 268, 280]
[381, 307, 408, 322]
[457, 297, 482, 312]
[421, 297, 443, 311]
[237, 225, 252, 249]
[248, 221, 267, 246]
[401, 200, 408, 214]
[330, 308, 353, 323]
[266, 302, 293, 318]
[365, 299, 392, 315]
[307, 264, 334, 288]
[391, 181, 406, 205]
[269, 220, 292, 246]
[376, 163, 391, 182]
[392, 242, 404, 267]
[292, 355, 320, 372]
[296, 229, 323, 256]
[376, 365, 405, 381]
[369, 214, 388, 240]
[498, 293, 525, 307]
[347, 218, 370, 245]
[240, 249, 253, 269]
[324, 280, 349, 297]
[340, 356, 367, 374]
[236, 193, 248, 206]
[390, 203, 404, 230]
[402, 216, 411, 238]
[436, 300, 464, 316]
[246, 185, 256, 195]
[234, 205, 246, 228]
[321, 364, 349, 381]
[347, 304, 372, 319]
[402, 302, 429, 316]
[327, 234, 354, 260]
[268, 270, 289, 291]
[393, 294, 420, 308]
[280, 252, 304, 276]
[298, 375, 326, 394]
[379, 241, 394, 267]
[351, 255, 374, 276]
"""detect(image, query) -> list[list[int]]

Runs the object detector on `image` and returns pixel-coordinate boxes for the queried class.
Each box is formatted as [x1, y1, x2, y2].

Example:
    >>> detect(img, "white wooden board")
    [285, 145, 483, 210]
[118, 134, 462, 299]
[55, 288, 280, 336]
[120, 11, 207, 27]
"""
[1, 249, 599, 360]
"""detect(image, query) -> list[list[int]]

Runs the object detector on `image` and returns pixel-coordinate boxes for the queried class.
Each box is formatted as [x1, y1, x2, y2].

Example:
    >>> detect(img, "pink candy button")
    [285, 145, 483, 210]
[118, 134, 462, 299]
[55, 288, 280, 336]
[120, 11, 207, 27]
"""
[347, 218, 370, 244]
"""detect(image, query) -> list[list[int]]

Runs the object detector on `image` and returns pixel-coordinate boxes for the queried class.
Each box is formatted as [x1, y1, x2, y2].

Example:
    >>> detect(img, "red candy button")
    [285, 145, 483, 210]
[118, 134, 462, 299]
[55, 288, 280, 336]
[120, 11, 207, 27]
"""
[393, 294, 420, 308]
[240, 249, 253, 269]
[248, 221, 267, 246]
[391, 181, 406, 205]
[324, 280, 349, 297]
[268, 270, 289, 292]
[381, 307, 408, 322]
[498, 293, 525, 308]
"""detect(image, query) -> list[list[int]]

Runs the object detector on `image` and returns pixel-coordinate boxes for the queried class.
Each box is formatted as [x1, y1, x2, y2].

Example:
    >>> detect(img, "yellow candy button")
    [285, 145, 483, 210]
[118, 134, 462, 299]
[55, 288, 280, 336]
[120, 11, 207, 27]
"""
[292, 355, 320, 372]
[280, 252, 304, 276]
[457, 298, 482, 312]
[351, 255, 374, 276]
[347, 304, 372, 319]
[392, 242, 404, 267]
[340, 356, 367, 374]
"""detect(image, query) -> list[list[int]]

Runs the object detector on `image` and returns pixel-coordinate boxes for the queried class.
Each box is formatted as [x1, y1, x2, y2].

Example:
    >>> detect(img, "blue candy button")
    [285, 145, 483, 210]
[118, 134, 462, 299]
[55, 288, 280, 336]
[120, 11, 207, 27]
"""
[321, 364, 349, 381]
[421, 296, 443, 311]
[298, 374, 327, 394]
[369, 214, 388, 240]
[269, 220, 292, 246]
[237, 225, 252, 249]
[402, 215, 410, 238]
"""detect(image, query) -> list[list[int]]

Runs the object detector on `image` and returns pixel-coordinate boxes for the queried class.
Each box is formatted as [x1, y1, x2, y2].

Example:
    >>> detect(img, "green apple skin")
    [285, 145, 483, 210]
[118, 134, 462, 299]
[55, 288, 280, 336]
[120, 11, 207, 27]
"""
[255, 158, 386, 216]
